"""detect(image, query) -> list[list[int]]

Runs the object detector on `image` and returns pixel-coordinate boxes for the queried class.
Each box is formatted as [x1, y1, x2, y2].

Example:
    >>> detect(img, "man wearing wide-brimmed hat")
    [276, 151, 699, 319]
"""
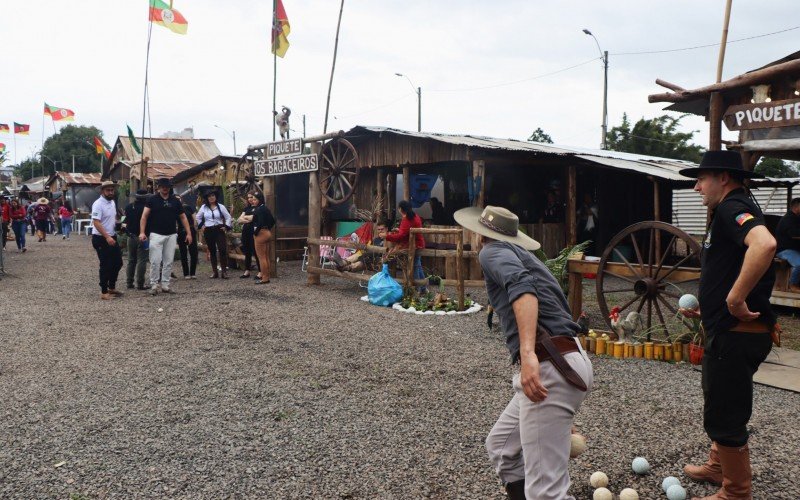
[678, 150, 776, 500]
[139, 177, 193, 295]
[454, 205, 593, 500]
[32, 197, 53, 242]
[123, 189, 150, 290]
[91, 180, 124, 300]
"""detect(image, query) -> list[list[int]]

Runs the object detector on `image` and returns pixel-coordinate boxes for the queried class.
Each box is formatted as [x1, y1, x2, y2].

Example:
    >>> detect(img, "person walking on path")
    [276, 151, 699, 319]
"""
[91, 181, 124, 301]
[250, 192, 275, 284]
[9, 199, 27, 252]
[59, 202, 74, 240]
[678, 151, 777, 500]
[454, 205, 593, 500]
[0, 197, 10, 251]
[33, 197, 53, 242]
[176, 194, 198, 279]
[124, 189, 149, 290]
[139, 178, 193, 295]
[26, 200, 36, 236]
[195, 190, 232, 279]
[236, 192, 259, 279]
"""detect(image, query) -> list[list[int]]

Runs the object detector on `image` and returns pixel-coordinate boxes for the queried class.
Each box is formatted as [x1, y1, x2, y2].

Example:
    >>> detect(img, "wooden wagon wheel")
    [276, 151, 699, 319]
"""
[595, 221, 702, 341]
[231, 152, 263, 203]
[319, 137, 359, 205]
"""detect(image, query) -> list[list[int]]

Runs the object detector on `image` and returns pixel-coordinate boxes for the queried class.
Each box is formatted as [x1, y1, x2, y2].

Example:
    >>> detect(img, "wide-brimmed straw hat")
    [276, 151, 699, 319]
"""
[37, 197, 48, 204]
[454, 205, 540, 251]
[679, 150, 764, 179]
[100, 180, 117, 188]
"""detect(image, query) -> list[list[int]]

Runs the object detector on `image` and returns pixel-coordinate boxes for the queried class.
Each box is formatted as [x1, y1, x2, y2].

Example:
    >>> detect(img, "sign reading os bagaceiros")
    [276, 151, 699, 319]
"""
[254, 138, 318, 177]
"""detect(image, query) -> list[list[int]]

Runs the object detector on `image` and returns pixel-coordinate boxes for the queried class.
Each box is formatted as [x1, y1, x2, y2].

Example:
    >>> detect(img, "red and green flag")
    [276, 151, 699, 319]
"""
[94, 136, 111, 159]
[0, 143, 6, 152]
[271, 0, 290, 58]
[149, 0, 188, 35]
[44, 103, 75, 121]
[14, 122, 30, 135]
[0, 124, 8, 133]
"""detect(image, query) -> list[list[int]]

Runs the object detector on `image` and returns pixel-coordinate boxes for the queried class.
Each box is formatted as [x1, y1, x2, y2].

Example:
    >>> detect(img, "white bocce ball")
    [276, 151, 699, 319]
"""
[666, 484, 688, 500]
[631, 456, 650, 474]
[662, 476, 681, 493]
[593, 487, 613, 500]
[678, 293, 699, 310]
[589, 471, 609, 488]
[570, 433, 587, 458]
[619, 488, 639, 500]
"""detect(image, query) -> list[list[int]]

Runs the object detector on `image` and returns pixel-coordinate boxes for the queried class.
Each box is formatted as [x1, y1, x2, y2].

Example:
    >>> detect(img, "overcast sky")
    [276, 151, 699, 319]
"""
[1, 1, 797, 165]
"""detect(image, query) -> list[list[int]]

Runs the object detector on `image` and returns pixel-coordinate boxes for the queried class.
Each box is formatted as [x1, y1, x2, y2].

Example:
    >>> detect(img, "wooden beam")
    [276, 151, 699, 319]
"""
[307, 265, 485, 288]
[402, 165, 410, 202]
[247, 130, 343, 152]
[376, 168, 385, 220]
[655, 79, 685, 92]
[306, 237, 478, 258]
[568, 268, 583, 321]
[307, 142, 322, 285]
[709, 92, 724, 151]
[456, 234, 465, 310]
[567, 258, 700, 283]
[566, 165, 577, 245]
[648, 58, 800, 104]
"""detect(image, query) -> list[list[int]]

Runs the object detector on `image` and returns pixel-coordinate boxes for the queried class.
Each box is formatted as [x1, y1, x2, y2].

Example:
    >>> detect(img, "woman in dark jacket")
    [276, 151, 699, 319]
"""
[251, 192, 276, 284]
[176, 195, 198, 279]
[236, 192, 260, 278]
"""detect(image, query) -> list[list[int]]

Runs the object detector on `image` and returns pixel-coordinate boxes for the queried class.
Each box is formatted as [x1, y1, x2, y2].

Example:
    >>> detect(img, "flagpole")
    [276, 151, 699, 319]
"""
[323, 0, 345, 134]
[141, 11, 154, 188]
[272, 0, 277, 141]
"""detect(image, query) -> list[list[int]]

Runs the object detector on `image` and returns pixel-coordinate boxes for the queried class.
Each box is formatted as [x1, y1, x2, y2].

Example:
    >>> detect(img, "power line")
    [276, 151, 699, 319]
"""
[611, 24, 800, 56]
[333, 93, 414, 120]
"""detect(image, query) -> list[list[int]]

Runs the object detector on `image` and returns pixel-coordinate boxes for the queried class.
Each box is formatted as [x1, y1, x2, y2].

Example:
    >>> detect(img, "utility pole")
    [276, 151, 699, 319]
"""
[602, 50, 608, 150]
[72, 155, 75, 174]
[417, 87, 422, 132]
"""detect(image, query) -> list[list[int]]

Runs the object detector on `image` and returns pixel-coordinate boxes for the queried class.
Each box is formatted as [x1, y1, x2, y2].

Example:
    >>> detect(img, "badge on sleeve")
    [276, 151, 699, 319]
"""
[735, 213, 754, 226]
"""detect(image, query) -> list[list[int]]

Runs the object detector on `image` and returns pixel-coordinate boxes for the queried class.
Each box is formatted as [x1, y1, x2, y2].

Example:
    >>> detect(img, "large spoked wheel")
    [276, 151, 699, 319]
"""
[232, 153, 263, 204]
[596, 221, 702, 340]
[319, 137, 359, 205]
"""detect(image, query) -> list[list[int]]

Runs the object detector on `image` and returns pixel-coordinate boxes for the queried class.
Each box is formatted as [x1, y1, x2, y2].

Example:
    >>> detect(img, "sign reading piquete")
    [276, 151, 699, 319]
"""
[254, 138, 318, 177]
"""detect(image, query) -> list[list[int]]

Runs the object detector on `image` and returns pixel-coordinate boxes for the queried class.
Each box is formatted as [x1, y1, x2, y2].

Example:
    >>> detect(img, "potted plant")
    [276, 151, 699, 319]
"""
[687, 318, 705, 365]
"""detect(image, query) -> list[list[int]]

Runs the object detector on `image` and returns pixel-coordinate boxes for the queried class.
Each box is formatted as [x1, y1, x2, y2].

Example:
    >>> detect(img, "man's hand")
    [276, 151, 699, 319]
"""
[185, 233, 193, 245]
[726, 296, 760, 322]
[679, 307, 701, 319]
[139, 232, 147, 242]
[105, 235, 116, 246]
[520, 353, 548, 402]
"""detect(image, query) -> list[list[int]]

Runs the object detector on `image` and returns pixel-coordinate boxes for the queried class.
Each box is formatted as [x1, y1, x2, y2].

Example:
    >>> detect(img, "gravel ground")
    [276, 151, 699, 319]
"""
[1, 237, 798, 499]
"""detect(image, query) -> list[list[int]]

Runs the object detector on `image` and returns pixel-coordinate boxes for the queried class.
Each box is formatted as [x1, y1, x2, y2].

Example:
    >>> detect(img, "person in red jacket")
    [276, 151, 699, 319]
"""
[384, 200, 426, 288]
[9, 199, 28, 252]
[0, 197, 10, 250]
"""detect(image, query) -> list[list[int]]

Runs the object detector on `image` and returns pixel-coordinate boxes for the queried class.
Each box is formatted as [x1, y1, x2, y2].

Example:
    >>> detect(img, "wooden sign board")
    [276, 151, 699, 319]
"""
[254, 154, 318, 177]
[266, 138, 302, 158]
[724, 98, 800, 131]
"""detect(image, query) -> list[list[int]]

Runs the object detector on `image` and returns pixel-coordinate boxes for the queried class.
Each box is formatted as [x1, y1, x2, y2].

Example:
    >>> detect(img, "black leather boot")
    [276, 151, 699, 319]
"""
[504, 479, 525, 500]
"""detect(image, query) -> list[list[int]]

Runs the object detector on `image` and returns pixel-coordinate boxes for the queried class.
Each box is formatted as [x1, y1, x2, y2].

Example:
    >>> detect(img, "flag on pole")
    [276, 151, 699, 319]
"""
[271, 0, 290, 58]
[44, 103, 75, 121]
[149, 0, 188, 35]
[127, 125, 142, 155]
[94, 136, 112, 159]
[14, 122, 30, 135]
[0, 124, 8, 133]
[0, 144, 6, 152]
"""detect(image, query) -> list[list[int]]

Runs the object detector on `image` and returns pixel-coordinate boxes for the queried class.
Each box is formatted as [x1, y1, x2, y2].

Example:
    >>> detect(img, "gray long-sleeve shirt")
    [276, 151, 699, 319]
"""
[479, 241, 580, 362]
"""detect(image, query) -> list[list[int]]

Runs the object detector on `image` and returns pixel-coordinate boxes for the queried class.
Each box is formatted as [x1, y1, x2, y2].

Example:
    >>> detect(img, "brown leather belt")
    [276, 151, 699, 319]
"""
[535, 331, 587, 392]
[729, 321, 771, 334]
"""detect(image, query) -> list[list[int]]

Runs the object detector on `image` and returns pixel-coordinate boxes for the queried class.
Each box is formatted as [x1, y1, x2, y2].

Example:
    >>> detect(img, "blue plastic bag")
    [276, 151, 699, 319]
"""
[368, 264, 403, 307]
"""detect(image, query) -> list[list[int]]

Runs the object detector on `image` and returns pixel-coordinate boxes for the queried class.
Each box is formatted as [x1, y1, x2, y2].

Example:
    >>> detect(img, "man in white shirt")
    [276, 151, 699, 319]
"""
[91, 181, 124, 300]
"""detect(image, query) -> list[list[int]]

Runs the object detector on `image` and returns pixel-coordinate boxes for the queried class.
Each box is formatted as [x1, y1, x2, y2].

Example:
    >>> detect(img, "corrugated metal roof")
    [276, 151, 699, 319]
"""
[124, 161, 200, 180]
[115, 136, 221, 163]
[347, 126, 699, 182]
[58, 172, 102, 185]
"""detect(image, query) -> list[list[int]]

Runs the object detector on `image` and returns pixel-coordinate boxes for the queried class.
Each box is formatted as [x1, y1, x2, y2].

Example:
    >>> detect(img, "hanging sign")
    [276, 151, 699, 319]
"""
[723, 98, 800, 131]
[254, 154, 318, 177]
[266, 138, 302, 158]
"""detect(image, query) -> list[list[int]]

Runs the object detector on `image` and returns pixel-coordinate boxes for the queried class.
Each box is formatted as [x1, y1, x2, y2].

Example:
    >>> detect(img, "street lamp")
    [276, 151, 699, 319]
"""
[395, 72, 422, 132]
[40, 153, 58, 178]
[214, 124, 237, 155]
[583, 29, 609, 150]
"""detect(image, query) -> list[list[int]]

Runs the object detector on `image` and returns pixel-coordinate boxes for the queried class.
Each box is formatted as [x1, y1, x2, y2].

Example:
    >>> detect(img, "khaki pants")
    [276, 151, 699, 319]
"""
[486, 341, 593, 500]
[148, 232, 177, 288]
[254, 228, 272, 280]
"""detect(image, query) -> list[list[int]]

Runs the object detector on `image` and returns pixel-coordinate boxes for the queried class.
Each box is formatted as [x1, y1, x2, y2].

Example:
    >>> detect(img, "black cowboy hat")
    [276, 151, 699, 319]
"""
[156, 177, 173, 187]
[679, 150, 764, 179]
[134, 189, 149, 199]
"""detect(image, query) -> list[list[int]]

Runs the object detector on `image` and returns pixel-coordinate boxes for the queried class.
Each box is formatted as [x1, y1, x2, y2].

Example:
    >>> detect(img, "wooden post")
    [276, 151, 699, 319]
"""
[566, 164, 577, 246]
[402, 165, 410, 202]
[652, 176, 662, 263]
[456, 233, 464, 310]
[472, 160, 485, 208]
[263, 176, 278, 278]
[387, 172, 397, 221]
[469, 160, 487, 279]
[307, 142, 322, 285]
[567, 260, 583, 321]
[407, 229, 416, 290]
[376, 168, 385, 220]
[709, 92, 723, 151]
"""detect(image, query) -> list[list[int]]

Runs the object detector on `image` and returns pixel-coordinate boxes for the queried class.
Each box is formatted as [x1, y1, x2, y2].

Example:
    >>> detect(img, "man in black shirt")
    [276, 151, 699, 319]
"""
[139, 178, 192, 295]
[679, 151, 776, 500]
[123, 189, 149, 290]
[775, 197, 800, 292]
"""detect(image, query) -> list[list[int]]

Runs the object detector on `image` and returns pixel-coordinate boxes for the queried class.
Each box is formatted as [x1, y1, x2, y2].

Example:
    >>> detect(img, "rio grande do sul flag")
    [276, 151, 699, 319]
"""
[94, 136, 111, 159]
[149, 0, 188, 35]
[44, 103, 75, 121]
[0, 124, 8, 133]
[14, 122, 30, 135]
[271, 0, 290, 58]
[0, 143, 5, 152]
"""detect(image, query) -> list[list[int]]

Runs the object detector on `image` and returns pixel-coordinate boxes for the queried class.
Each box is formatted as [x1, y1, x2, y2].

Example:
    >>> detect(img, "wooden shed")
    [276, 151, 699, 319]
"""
[44, 171, 102, 212]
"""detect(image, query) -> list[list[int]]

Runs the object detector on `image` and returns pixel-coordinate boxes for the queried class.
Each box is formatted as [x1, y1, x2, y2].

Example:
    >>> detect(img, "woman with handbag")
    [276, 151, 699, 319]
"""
[251, 192, 276, 284]
[196, 191, 232, 279]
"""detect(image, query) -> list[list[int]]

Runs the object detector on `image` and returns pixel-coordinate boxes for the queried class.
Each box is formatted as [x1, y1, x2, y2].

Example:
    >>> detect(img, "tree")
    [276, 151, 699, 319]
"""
[528, 128, 553, 143]
[14, 124, 107, 180]
[754, 157, 798, 178]
[606, 113, 704, 162]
